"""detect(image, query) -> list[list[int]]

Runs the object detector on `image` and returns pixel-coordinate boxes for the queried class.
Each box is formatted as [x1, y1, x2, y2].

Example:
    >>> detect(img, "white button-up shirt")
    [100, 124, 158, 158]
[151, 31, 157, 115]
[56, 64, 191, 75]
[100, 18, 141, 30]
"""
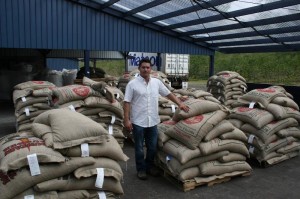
[124, 75, 171, 127]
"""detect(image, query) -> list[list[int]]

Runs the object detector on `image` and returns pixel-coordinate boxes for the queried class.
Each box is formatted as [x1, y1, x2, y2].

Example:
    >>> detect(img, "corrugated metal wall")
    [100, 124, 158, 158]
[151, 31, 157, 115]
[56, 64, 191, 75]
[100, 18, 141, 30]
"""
[46, 58, 78, 70]
[0, 0, 214, 55]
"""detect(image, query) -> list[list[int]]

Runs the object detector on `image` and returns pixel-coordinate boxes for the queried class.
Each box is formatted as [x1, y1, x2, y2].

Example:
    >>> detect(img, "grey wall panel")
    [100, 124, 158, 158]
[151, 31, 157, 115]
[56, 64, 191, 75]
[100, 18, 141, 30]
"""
[0, 0, 214, 55]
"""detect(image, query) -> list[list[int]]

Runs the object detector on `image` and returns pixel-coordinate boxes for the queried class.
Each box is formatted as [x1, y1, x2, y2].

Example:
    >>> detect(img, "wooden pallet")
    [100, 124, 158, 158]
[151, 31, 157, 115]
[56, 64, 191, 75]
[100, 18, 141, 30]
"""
[160, 165, 251, 192]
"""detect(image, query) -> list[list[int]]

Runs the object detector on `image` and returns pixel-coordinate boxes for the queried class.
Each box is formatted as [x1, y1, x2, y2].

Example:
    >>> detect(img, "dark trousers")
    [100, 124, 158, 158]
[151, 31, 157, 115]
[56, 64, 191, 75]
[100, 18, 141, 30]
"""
[132, 124, 158, 172]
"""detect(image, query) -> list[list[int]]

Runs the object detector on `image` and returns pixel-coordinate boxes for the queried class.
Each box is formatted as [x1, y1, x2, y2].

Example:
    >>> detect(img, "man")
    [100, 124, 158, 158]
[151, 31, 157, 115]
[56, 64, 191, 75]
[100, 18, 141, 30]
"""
[123, 58, 189, 180]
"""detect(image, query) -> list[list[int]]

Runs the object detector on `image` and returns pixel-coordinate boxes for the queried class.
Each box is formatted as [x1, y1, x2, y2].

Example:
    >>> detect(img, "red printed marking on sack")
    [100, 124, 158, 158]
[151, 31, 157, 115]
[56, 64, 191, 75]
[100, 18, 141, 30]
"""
[162, 120, 177, 125]
[32, 81, 44, 84]
[3, 139, 45, 156]
[72, 86, 90, 97]
[0, 170, 17, 185]
[256, 88, 276, 93]
[238, 107, 252, 112]
[183, 115, 204, 124]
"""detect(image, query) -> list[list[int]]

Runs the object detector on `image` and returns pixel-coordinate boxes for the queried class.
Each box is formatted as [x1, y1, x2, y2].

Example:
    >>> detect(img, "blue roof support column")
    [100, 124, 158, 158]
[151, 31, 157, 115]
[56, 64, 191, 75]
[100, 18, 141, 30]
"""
[84, 50, 90, 78]
[157, 53, 161, 71]
[209, 55, 215, 77]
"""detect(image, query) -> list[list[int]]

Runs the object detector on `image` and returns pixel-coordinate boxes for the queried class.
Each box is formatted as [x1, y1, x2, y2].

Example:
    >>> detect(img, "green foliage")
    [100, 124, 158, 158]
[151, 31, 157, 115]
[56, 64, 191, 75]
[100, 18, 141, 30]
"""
[190, 52, 300, 86]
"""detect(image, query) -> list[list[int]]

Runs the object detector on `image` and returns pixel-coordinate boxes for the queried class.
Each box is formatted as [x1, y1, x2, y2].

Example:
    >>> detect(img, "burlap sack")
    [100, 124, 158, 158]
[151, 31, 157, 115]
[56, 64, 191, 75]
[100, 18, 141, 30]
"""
[178, 166, 200, 181]
[229, 107, 274, 129]
[13, 188, 58, 199]
[162, 139, 201, 164]
[172, 98, 226, 122]
[0, 157, 95, 199]
[32, 87, 54, 97]
[77, 107, 106, 116]
[277, 141, 300, 154]
[276, 127, 300, 139]
[158, 150, 229, 176]
[203, 120, 235, 141]
[199, 160, 252, 176]
[157, 120, 176, 148]
[0, 135, 66, 172]
[219, 128, 248, 143]
[203, 95, 221, 104]
[17, 122, 33, 132]
[74, 157, 123, 180]
[218, 153, 246, 163]
[159, 107, 176, 116]
[52, 85, 102, 105]
[166, 110, 228, 149]
[100, 123, 125, 138]
[32, 109, 108, 149]
[58, 135, 128, 161]
[191, 90, 213, 99]
[15, 106, 39, 117]
[271, 96, 299, 110]
[58, 100, 85, 109]
[15, 97, 50, 112]
[34, 174, 124, 195]
[198, 138, 249, 157]
[14, 81, 55, 90]
[98, 111, 123, 125]
[16, 110, 46, 123]
[238, 88, 286, 108]
[264, 151, 299, 165]
[245, 134, 278, 151]
[159, 115, 172, 122]
[266, 103, 300, 122]
[84, 96, 124, 119]
[228, 118, 244, 128]
[241, 118, 298, 143]
[57, 190, 116, 199]
[12, 89, 33, 104]
[256, 151, 282, 162]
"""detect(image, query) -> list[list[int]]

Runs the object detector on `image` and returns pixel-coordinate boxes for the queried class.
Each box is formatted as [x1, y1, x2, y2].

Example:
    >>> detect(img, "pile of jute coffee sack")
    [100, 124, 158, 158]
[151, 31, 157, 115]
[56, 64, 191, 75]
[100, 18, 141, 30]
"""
[0, 77, 129, 199]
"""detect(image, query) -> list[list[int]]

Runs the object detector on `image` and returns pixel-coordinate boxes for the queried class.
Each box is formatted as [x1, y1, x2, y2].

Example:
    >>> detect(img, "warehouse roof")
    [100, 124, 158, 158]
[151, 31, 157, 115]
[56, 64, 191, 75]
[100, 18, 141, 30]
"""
[70, 0, 300, 53]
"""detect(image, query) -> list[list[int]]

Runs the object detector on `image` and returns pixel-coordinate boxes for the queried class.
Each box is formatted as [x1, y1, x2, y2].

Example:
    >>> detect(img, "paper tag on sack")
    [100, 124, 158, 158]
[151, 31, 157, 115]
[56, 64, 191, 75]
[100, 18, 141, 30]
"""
[27, 154, 41, 176]
[134, 73, 139, 77]
[68, 105, 76, 112]
[248, 146, 255, 154]
[166, 155, 172, 162]
[103, 89, 107, 94]
[95, 168, 105, 188]
[108, 125, 113, 135]
[111, 115, 116, 124]
[248, 134, 255, 144]
[81, 143, 90, 157]
[171, 105, 176, 113]
[24, 195, 34, 199]
[21, 97, 27, 102]
[98, 191, 106, 199]
[116, 93, 120, 99]
[249, 102, 255, 109]
[25, 108, 30, 116]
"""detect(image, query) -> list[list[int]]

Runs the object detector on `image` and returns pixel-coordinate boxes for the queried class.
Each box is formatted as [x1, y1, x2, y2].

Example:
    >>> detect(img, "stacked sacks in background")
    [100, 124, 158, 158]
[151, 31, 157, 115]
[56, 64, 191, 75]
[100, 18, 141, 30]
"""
[51, 77, 126, 147]
[207, 71, 247, 108]
[228, 86, 300, 166]
[12, 81, 55, 132]
[156, 98, 252, 183]
[28, 109, 127, 198]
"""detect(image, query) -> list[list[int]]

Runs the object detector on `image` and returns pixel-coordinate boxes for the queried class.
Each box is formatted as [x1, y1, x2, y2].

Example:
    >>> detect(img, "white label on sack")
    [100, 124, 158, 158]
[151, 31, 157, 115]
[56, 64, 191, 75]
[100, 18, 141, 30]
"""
[116, 93, 120, 99]
[111, 115, 116, 124]
[249, 146, 255, 154]
[98, 191, 106, 199]
[217, 82, 221, 86]
[27, 154, 41, 176]
[103, 89, 107, 94]
[68, 105, 76, 112]
[22, 97, 27, 102]
[108, 125, 113, 135]
[81, 143, 90, 157]
[134, 73, 139, 77]
[25, 108, 30, 116]
[171, 105, 176, 113]
[166, 155, 172, 162]
[95, 168, 105, 188]
[248, 135, 255, 144]
[249, 102, 255, 109]
[24, 195, 34, 199]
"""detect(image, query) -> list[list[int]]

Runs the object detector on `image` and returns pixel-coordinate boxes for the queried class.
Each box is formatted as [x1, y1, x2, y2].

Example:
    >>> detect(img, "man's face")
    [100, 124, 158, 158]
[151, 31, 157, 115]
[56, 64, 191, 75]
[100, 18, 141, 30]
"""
[139, 62, 151, 79]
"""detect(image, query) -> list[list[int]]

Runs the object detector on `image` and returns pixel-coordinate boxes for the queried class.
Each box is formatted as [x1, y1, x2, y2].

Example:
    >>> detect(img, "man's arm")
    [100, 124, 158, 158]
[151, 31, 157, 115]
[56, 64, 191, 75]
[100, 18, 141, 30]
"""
[123, 101, 133, 131]
[166, 93, 189, 112]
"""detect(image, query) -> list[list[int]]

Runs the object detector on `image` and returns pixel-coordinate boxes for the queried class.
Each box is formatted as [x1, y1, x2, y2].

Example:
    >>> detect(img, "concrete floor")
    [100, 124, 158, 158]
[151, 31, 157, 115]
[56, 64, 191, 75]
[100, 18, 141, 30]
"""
[1, 100, 300, 199]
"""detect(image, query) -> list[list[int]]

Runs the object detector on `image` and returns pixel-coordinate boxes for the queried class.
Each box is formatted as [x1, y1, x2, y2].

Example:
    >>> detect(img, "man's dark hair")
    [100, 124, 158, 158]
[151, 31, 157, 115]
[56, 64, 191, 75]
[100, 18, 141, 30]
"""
[138, 58, 151, 67]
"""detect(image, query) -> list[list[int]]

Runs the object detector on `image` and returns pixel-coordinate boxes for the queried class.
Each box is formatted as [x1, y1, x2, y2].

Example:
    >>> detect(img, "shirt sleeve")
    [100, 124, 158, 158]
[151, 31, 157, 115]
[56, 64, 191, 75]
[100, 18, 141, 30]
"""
[158, 80, 171, 97]
[124, 81, 133, 102]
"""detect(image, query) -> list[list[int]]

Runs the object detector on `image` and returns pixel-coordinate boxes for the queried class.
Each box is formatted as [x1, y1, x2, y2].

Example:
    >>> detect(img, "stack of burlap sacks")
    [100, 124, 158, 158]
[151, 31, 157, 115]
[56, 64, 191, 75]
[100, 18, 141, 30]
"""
[156, 94, 252, 183]
[12, 81, 56, 132]
[0, 109, 128, 199]
[12, 77, 127, 148]
[228, 85, 300, 166]
[53, 77, 126, 147]
[207, 71, 247, 108]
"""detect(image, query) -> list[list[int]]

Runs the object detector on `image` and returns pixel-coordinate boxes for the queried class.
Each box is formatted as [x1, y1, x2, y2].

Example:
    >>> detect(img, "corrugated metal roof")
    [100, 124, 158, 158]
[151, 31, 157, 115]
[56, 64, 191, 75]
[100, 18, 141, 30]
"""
[68, 0, 300, 53]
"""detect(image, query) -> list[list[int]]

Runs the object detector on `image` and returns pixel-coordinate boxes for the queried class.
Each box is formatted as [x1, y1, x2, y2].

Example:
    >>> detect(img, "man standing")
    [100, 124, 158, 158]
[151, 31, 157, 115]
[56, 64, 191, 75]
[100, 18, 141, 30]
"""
[123, 58, 189, 180]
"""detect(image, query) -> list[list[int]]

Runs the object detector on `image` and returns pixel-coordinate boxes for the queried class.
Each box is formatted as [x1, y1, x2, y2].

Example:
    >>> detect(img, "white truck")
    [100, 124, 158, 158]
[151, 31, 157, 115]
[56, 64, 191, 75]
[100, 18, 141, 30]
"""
[127, 52, 189, 89]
